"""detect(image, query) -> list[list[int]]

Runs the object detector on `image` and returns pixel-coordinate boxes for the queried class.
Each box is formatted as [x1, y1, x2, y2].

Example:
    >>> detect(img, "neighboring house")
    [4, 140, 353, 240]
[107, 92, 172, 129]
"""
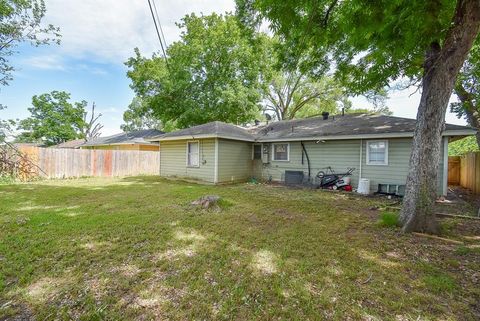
[149, 114, 476, 195]
[81, 129, 163, 151]
[51, 139, 85, 149]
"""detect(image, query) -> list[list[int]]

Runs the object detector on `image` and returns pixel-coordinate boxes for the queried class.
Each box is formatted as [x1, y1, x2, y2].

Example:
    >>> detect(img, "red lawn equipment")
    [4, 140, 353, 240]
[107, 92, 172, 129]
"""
[316, 167, 355, 191]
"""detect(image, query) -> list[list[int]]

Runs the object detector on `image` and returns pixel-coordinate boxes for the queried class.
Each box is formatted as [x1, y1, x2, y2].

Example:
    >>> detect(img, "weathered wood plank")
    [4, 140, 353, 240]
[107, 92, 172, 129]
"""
[17, 147, 160, 179]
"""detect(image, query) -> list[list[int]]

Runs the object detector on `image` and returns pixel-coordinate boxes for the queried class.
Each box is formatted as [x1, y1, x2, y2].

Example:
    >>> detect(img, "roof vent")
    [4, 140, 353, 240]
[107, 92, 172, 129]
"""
[322, 112, 330, 120]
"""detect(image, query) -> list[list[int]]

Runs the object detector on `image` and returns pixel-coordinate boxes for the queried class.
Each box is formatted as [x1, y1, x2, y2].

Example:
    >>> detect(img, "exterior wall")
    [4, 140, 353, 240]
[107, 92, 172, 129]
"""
[256, 140, 360, 188]
[157, 136, 446, 195]
[159, 139, 215, 183]
[256, 138, 445, 195]
[217, 139, 252, 183]
[360, 138, 410, 193]
[82, 144, 159, 151]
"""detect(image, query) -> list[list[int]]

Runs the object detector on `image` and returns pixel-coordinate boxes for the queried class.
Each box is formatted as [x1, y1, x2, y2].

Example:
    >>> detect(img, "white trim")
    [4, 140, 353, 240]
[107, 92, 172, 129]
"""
[186, 140, 200, 168]
[442, 137, 449, 196]
[271, 143, 290, 162]
[158, 142, 162, 175]
[366, 140, 389, 166]
[214, 138, 219, 183]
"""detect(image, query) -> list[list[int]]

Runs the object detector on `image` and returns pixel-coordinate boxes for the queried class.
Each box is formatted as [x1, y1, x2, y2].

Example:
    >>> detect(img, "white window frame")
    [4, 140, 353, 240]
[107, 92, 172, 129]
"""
[366, 140, 389, 166]
[272, 143, 290, 162]
[186, 140, 200, 168]
[252, 143, 262, 160]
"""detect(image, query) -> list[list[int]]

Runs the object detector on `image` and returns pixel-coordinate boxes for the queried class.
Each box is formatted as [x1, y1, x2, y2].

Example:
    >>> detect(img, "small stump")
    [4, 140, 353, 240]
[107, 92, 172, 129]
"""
[191, 195, 221, 210]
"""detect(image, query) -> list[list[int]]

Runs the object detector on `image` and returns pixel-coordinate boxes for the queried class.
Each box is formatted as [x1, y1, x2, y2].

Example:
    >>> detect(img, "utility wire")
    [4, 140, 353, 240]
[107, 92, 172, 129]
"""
[151, 0, 169, 51]
[147, 0, 169, 69]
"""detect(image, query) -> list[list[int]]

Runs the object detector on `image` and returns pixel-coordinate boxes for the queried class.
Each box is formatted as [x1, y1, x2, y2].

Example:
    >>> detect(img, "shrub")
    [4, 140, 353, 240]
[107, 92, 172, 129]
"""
[378, 211, 400, 227]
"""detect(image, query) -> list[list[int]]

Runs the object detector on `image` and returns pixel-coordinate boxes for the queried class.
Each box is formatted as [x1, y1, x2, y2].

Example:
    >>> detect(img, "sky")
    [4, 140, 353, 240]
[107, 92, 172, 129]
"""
[0, 0, 467, 138]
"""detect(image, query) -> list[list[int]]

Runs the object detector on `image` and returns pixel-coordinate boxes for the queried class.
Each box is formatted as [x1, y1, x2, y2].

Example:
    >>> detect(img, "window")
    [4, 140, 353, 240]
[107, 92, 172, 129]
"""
[253, 144, 262, 160]
[187, 141, 199, 167]
[366, 140, 388, 165]
[272, 143, 289, 161]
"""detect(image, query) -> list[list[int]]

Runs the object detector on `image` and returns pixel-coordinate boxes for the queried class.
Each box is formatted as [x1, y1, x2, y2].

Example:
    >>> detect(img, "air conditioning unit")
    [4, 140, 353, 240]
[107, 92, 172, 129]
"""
[262, 144, 270, 164]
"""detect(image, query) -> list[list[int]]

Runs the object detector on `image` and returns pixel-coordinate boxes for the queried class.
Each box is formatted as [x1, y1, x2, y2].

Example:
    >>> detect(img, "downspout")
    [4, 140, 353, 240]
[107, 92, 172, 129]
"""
[359, 139, 363, 181]
[300, 141, 311, 182]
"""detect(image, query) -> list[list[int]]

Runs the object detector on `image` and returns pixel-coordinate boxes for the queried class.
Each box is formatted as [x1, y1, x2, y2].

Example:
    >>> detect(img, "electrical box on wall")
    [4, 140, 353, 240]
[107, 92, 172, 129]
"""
[262, 144, 270, 164]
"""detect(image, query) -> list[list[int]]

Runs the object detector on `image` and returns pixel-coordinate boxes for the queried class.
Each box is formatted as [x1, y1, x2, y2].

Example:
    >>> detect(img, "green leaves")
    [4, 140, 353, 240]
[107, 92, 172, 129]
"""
[0, 0, 61, 86]
[241, 0, 458, 92]
[16, 91, 88, 146]
[126, 13, 267, 128]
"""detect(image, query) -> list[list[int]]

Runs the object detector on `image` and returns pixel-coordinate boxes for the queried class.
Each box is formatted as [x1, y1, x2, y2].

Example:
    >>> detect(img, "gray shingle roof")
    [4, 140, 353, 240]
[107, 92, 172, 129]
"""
[153, 114, 476, 142]
[51, 139, 86, 149]
[155, 121, 255, 141]
[254, 114, 475, 141]
[82, 129, 164, 147]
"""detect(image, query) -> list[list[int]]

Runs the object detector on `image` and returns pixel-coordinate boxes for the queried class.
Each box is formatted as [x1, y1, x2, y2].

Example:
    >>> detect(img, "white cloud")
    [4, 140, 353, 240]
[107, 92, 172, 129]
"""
[43, 0, 236, 63]
[22, 54, 66, 70]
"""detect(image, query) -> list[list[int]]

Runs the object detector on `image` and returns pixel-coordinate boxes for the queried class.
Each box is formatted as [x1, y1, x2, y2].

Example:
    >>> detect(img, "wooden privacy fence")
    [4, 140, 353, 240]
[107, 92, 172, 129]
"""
[17, 146, 160, 179]
[448, 152, 480, 194]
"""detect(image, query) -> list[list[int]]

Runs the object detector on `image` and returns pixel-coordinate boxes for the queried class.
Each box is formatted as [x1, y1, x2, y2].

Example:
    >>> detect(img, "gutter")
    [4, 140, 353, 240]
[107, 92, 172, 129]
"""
[147, 129, 477, 143]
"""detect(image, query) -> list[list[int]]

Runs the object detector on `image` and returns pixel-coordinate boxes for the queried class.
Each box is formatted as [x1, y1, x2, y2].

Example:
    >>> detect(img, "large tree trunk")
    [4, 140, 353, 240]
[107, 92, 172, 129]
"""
[400, 0, 480, 233]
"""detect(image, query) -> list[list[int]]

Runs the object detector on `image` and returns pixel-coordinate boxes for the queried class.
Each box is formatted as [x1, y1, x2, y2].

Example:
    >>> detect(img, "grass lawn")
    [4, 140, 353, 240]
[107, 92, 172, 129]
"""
[0, 176, 479, 320]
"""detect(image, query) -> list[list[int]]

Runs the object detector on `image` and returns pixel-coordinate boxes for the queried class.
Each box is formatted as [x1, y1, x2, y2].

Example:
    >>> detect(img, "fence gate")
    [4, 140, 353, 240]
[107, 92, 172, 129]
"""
[448, 156, 460, 185]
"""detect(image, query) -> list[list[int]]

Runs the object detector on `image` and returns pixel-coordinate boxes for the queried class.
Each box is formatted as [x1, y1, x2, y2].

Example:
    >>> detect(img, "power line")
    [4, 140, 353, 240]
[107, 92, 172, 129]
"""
[151, 0, 168, 51]
[147, 0, 169, 69]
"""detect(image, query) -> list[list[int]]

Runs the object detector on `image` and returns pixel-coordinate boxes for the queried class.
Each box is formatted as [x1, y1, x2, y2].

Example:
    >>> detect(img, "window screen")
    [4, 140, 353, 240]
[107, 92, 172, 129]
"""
[253, 145, 262, 159]
[187, 141, 199, 167]
[273, 143, 289, 161]
[367, 141, 388, 165]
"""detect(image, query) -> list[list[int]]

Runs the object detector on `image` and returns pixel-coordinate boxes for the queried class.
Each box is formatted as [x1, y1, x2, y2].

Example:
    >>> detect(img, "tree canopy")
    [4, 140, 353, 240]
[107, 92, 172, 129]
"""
[263, 69, 352, 120]
[451, 40, 480, 147]
[0, 0, 60, 86]
[121, 97, 165, 132]
[237, 0, 459, 89]
[126, 13, 268, 128]
[15, 91, 102, 146]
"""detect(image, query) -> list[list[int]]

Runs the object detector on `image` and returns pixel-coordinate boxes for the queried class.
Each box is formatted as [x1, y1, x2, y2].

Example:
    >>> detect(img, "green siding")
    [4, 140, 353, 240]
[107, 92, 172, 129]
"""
[362, 138, 445, 195]
[256, 140, 360, 187]
[256, 138, 445, 195]
[361, 138, 410, 193]
[159, 139, 215, 183]
[158, 136, 446, 196]
[217, 139, 252, 183]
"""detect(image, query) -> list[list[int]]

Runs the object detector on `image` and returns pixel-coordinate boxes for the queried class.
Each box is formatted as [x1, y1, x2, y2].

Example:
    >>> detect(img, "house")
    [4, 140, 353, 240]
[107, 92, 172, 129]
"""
[81, 129, 163, 151]
[149, 114, 476, 195]
[51, 139, 86, 149]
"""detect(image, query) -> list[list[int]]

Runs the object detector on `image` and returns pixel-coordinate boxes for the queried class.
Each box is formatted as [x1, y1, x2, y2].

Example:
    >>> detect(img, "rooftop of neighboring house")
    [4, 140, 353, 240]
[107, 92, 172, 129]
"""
[150, 113, 476, 142]
[51, 139, 86, 149]
[82, 129, 164, 147]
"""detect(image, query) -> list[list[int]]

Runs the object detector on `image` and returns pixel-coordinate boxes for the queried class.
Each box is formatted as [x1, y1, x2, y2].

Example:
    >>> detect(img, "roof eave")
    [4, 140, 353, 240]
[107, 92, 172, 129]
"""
[255, 129, 477, 142]
[154, 134, 255, 142]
